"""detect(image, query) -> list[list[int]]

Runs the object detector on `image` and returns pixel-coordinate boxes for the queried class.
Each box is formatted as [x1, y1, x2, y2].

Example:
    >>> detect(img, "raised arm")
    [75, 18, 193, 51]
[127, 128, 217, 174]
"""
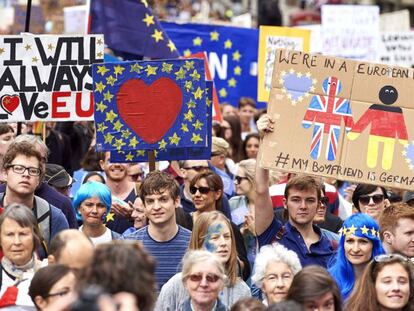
[255, 114, 276, 236]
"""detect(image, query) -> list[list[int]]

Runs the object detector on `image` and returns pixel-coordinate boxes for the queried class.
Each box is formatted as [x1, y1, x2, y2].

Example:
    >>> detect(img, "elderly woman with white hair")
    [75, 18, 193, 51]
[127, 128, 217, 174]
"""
[252, 244, 302, 306]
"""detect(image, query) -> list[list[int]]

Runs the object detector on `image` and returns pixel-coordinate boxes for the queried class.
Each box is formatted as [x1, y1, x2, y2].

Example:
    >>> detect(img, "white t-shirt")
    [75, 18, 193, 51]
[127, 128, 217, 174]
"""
[79, 226, 113, 246]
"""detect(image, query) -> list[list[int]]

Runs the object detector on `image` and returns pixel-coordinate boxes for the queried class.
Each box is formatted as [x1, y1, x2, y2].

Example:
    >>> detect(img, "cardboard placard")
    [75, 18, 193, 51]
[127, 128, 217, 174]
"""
[380, 32, 414, 68]
[0, 34, 104, 122]
[259, 49, 414, 190]
[258, 26, 310, 102]
[93, 59, 207, 151]
[321, 5, 380, 61]
[380, 10, 410, 32]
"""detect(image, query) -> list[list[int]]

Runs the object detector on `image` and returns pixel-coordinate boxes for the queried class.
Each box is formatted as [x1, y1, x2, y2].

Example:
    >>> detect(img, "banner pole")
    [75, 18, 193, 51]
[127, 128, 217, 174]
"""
[17, 0, 32, 136]
[148, 150, 156, 172]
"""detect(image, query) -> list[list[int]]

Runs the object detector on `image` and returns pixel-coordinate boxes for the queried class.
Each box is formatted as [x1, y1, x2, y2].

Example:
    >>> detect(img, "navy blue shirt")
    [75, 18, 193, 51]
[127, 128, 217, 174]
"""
[258, 218, 336, 268]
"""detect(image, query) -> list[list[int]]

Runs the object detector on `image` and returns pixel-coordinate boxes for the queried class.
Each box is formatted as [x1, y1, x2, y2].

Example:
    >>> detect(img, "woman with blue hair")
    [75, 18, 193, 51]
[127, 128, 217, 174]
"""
[328, 213, 385, 300]
[73, 181, 121, 245]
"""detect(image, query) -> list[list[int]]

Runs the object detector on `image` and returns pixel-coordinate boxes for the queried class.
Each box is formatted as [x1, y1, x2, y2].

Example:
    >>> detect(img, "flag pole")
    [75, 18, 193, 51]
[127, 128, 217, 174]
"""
[17, 0, 32, 136]
[148, 150, 156, 172]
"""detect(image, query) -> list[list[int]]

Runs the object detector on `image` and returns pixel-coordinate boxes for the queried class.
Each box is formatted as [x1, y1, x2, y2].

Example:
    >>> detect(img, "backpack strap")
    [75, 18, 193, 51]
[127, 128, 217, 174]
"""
[32, 196, 51, 255]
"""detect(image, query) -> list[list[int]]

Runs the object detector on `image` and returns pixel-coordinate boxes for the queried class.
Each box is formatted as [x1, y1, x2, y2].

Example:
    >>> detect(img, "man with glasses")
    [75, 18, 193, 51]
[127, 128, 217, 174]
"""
[351, 183, 389, 221]
[0, 141, 69, 257]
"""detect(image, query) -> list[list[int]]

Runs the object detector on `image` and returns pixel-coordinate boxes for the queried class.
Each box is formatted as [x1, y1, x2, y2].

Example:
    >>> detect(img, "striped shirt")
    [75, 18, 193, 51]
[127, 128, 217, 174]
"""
[124, 225, 191, 290]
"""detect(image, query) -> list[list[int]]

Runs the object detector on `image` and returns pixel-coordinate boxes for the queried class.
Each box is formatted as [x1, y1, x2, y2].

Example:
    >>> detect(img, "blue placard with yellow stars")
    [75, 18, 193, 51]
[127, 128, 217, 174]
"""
[161, 22, 263, 108]
[93, 59, 207, 151]
[109, 81, 213, 163]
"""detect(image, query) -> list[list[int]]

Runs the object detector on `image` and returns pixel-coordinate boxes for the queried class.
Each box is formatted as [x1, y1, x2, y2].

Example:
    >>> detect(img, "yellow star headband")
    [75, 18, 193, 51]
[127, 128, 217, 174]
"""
[338, 224, 380, 238]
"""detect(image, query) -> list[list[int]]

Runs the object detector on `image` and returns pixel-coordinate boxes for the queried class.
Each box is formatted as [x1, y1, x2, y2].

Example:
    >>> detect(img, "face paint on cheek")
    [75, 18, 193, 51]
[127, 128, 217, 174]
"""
[203, 223, 224, 253]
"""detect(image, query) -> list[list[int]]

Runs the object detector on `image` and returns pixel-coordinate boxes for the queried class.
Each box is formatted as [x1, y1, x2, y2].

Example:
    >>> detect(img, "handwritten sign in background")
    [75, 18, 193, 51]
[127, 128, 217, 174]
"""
[0, 34, 104, 122]
[259, 49, 414, 190]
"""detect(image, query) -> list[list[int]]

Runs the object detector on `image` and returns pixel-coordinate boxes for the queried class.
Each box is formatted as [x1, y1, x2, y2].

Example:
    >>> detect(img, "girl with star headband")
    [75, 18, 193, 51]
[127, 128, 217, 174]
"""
[328, 213, 385, 300]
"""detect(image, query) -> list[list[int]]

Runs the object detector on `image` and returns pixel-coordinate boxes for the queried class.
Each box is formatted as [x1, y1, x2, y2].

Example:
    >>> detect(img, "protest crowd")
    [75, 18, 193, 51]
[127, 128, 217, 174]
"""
[1, 0, 414, 310]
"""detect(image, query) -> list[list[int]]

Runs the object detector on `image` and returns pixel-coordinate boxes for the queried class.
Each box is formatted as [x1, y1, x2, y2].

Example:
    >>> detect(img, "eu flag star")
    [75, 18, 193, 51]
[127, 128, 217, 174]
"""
[97, 65, 109, 76]
[105, 110, 117, 122]
[167, 40, 177, 52]
[361, 225, 369, 235]
[228, 78, 237, 87]
[158, 139, 167, 150]
[145, 65, 158, 76]
[224, 39, 232, 49]
[193, 37, 202, 46]
[106, 75, 117, 86]
[136, 150, 145, 156]
[175, 67, 186, 80]
[104, 91, 114, 102]
[219, 88, 227, 98]
[192, 120, 203, 130]
[104, 132, 114, 144]
[190, 69, 201, 81]
[113, 120, 123, 131]
[152, 29, 164, 42]
[96, 101, 107, 113]
[125, 152, 134, 161]
[169, 133, 181, 146]
[185, 81, 193, 91]
[121, 129, 132, 139]
[184, 61, 195, 71]
[181, 123, 189, 132]
[114, 65, 125, 77]
[97, 123, 108, 133]
[210, 31, 219, 41]
[114, 138, 126, 150]
[95, 81, 105, 93]
[142, 14, 155, 27]
[234, 66, 242, 75]
[162, 63, 173, 73]
[232, 50, 241, 61]
[184, 110, 194, 122]
[348, 225, 357, 235]
[191, 133, 203, 144]
[130, 63, 143, 73]
[192, 87, 204, 100]
[106, 212, 115, 222]
[129, 137, 139, 148]
[187, 100, 196, 108]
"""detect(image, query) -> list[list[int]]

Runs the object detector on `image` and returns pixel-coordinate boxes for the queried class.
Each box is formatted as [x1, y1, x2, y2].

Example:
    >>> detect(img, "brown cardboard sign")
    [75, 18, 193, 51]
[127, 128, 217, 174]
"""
[260, 49, 414, 189]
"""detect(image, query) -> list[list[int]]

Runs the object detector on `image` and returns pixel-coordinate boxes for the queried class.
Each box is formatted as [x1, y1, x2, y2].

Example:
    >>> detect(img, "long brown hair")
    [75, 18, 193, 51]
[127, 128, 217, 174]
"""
[189, 211, 237, 286]
[345, 256, 414, 311]
[287, 265, 342, 311]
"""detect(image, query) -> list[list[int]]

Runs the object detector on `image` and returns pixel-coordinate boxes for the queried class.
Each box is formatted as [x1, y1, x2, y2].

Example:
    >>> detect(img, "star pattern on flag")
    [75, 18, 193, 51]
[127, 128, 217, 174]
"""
[143, 13, 155, 27]
[97, 65, 109, 76]
[193, 37, 202, 46]
[152, 29, 164, 42]
[210, 31, 219, 41]
[93, 59, 207, 153]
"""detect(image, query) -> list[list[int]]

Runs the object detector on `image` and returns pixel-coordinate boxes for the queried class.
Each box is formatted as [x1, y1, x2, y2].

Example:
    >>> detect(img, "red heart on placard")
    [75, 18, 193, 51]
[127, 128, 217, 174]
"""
[117, 78, 183, 144]
[1, 95, 20, 115]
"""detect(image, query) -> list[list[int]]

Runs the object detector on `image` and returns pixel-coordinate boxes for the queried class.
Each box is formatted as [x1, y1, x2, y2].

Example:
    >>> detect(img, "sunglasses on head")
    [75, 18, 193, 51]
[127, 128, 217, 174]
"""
[190, 186, 212, 195]
[374, 254, 410, 263]
[234, 175, 249, 184]
[358, 194, 384, 205]
[188, 273, 220, 283]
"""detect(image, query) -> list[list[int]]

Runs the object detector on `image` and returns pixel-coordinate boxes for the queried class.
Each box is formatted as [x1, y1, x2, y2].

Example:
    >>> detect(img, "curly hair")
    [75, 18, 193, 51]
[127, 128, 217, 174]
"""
[81, 241, 156, 311]
[328, 213, 385, 300]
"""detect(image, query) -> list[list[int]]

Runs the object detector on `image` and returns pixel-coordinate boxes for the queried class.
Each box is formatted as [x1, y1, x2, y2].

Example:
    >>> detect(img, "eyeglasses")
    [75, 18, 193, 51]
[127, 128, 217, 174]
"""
[321, 196, 329, 206]
[190, 186, 212, 195]
[188, 273, 220, 283]
[183, 166, 209, 172]
[7, 164, 41, 176]
[358, 194, 384, 205]
[374, 254, 409, 263]
[44, 289, 70, 298]
[234, 176, 249, 184]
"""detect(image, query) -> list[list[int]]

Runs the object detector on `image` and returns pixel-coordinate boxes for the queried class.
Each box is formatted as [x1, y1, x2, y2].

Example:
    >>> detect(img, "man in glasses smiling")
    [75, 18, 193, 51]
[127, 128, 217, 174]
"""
[352, 183, 389, 221]
[0, 141, 69, 258]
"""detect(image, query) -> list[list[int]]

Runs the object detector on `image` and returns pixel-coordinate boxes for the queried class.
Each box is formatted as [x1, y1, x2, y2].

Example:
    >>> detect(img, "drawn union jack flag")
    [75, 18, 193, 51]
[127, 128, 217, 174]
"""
[302, 76, 353, 161]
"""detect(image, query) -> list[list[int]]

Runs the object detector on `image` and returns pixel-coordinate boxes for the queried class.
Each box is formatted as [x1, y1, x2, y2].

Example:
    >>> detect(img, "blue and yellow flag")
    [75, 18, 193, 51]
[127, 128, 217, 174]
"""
[93, 59, 207, 152]
[162, 22, 262, 107]
[90, 0, 179, 59]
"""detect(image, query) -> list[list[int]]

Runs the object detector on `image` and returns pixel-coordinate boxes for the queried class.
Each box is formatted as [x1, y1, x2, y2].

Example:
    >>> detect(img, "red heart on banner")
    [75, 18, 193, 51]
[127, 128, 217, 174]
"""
[1, 95, 20, 115]
[117, 78, 183, 144]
